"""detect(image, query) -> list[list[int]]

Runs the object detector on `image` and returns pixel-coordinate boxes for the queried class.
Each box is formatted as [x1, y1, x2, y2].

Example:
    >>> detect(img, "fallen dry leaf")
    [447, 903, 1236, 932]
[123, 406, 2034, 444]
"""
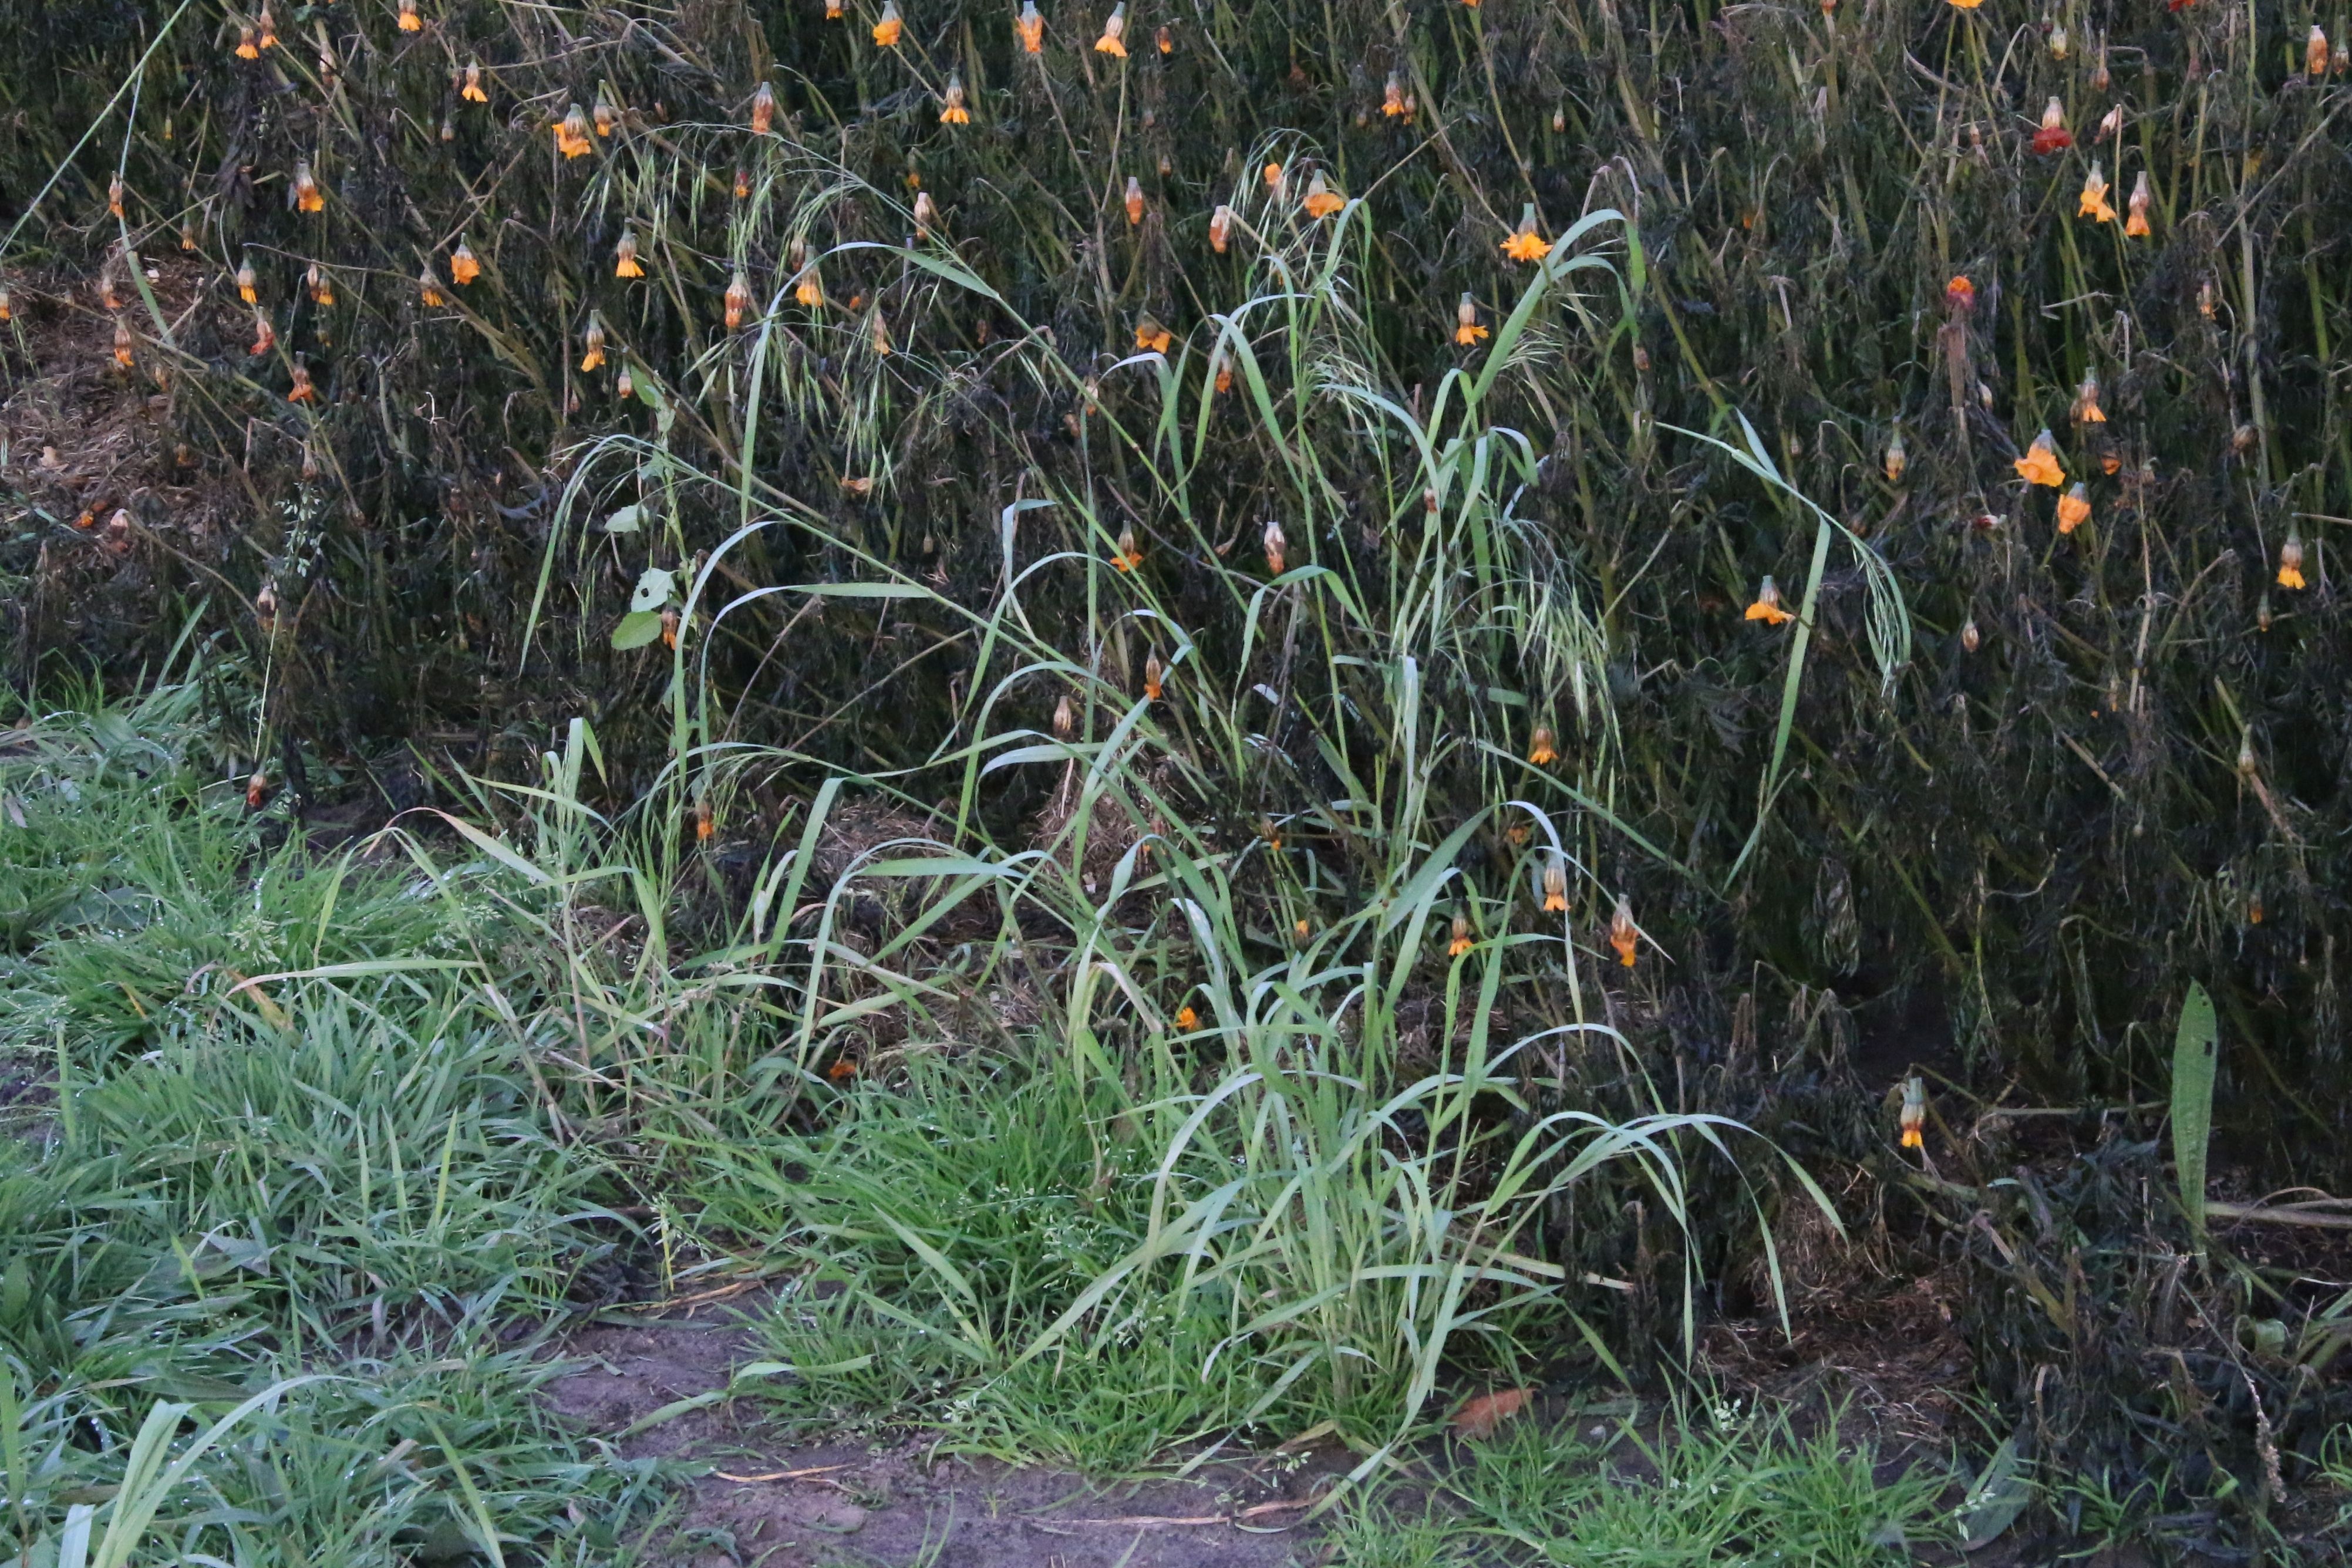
[1451, 1387, 1529, 1440]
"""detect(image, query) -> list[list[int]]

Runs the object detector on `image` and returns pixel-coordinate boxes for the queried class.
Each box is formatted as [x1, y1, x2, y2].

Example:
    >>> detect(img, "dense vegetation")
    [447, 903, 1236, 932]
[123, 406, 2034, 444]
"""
[5, 0, 2352, 1556]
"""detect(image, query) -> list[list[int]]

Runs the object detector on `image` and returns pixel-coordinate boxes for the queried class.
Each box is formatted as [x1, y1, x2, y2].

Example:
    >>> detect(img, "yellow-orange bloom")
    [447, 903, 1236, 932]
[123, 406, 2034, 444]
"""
[2078, 160, 2114, 223]
[109, 176, 126, 219]
[418, 267, 444, 306]
[750, 80, 776, 134]
[260, 0, 279, 42]
[614, 232, 643, 278]
[1263, 160, 1285, 195]
[1302, 170, 1343, 218]
[1745, 575, 1794, 625]
[1447, 914, 1472, 957]
[112, 318, 134, 369]
[1143, 652, 1164, 697]
[594, 95, 619, 137]
[1527, 725, 1557, 766]
[1382, 72, 1414, 120]
[1501, 205, 1549, 263]
[2310, 23, 2330, 78]
[1609, 897, 1639, 967]
[2057, 484, 2091, 533]
[941, 72, 970, 122]
[555, 104, 594, 157]
[306, 261, 333, 305]
[1174, 1003, 1198, 1030]
[397, 0, 422, 30]
[2071, 370, 2106, 423]
[2279, 534, 2307, 590]
[725, 269, 752, 330]
[237, 260, 259, 304]
[2125, 171, 2152, 237]
[1125, 175, 1145, 225]
[872, 0, 903, 45]
[1016, 0, 1043, 50]
[461, 59, 488, 101]
[1208, 204, 1234, 253]
[1135, 316, 1171, 353]
[1542, 859, 1568, 913]
[1094, 2, 1126, 53]
[235, 23, 260, 58]
[1885, 430, 1906, 483]
[581, 317, 606, 370]
[1455, 294, 1488, 345]
[294, 160, 325, 213]
[794, 266, 823, 308]
[2014, 428, 2065, 487]
[1899, 1077, 1926, 1148]
[449, 242, 481, 284]
[288, 362, 315, 403]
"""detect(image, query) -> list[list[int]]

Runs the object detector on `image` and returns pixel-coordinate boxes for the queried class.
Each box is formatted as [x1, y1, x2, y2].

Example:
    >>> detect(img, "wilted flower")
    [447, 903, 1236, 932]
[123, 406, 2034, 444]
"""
[288, 360, 315, 402]
[1960, 617, 1981, 652]
[108, 176, 126, 219]
[2031, 96, 2071, 154]
[592, 93, 619, 136]
[1209, 203, 1234, 252]
[1124, 175, 1145, 225]
[2071, 370, 2106, 423]
[1899, 1077, 1926, 1148]
[112, 318, 134, 368]
[418, 267, 444, 306]
[250, 311, 275, 355]
[1143, 652, 1164, 698]
[2014, 428, 2064, 487]
[751, 80, 776, 134]
[1382, 72, 1414, 120]
[1884, 429, 1906, 483]
[724, 269, 752, 330]
[871, 308, 892, 356]
[2310, 23, 2330, 77]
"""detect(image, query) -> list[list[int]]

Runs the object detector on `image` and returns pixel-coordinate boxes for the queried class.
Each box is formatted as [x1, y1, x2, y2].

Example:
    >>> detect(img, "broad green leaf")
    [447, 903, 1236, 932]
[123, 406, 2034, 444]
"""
[611, 610, 663, 649]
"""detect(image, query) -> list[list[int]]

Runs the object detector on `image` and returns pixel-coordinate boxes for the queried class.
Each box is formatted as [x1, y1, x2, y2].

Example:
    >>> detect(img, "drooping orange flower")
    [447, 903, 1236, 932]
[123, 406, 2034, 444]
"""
[1745, 575, 1794, 625]
[0, 288, 12, 322]
[827, 0, 844, 17]
[2056, 483, 2091, 533]
[826, 1056, 858, 1081]
[940, 72, 971, 122]
[1455, 294, 1488, 345]
[1302, 170, 1343, 218]
[1155, 21, 1171, 49]
[580, 316, 606, 370]
[1262, 519, 1288, 575]
[1114, 527, 1145, 570]
[237, 259, 259, 304]
[1263, 160, 1285, 196]
[2310, 23, 2331, 77]
[460, 59, 488, 101]
[108, 176, 126, 219]
[180, 220, 198, 252]
[288, 362, 316, 402]
[1124, 175, 1145, 225]
[1899, 1077, 1926, 1149]
[871, 308, 892, 356]
[397, 0, 422, 31]
[724, 269, 752, 330]
[1884, 429, 1907, 483]
[615, 363, 636, 399]
[1382, 71, 1414, 120]
[1143, 652, 1164, 697]
[2014, 428, 2065, 487]
[1944, 274, 1974, 315]
[2071, 370, 2106, 423]
[1447, 913, 1473, 957]
[1609, 896, 1639, 967]
[418, 267, 444, 306]
[872, 0, 903, 45]
[449, 242, 482, 284]
[2077, 160, 2114, 222]
[555, 104, 594, 158]
[2031, 96, 2071, 154]
[694, 800, 715, 842]
[1173, 1003, 1198, 1030]
[593, 95, 619, 137]
[247, 768, 269, 809]
[1016, 0, 1043, 50]
[2125, 172, 2152, 237]
[1527, 725, 1556, 766]
[1209, 203, 1234, 253]
[294, 160, 325, 213]
[2279, 533, 2307, 590]
[1541, 859, 1569, 913]
[250, 312, 275, 355]
[1501, 205, 1549, 262]
[1134, 316, 1172, 353]
[750, 80, 776, 134]
[733, 165, 752, 199]
[794, 265, 823, 308]
[1094, 2, 1127, 53]
[1211, 349, 1232, 394]
[235, 22, 260, 58]
[613, 232, 643, 278]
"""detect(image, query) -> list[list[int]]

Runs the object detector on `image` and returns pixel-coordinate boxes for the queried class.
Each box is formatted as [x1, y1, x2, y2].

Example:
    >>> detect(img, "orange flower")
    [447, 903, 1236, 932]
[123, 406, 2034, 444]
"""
[1173, 1003, 1198, 1030]
[827, 0, 844, 16]
[1884, 430, 1906, 483]
[593, 95, 619, 137]
[555, 103, 594, 157]
[1211, 350, 1232, 395]
[418, 267, 444, 306]
[2077, 160, 2114, 222]
[2310, 23, 2330, 78]
[695, 800, 714, 841]
[1263, 519, 1288, 575]
[246, 768, 269, 809]
[1293, 918, 1312, 942]
[1745, 575, 1794, 625]
[1115, 527, 1145, 569]
[1208, 204, 1234, 253]
[235, 22, 260, 58]
[659, 606, 679, 648]
[1899, 1077, 1926, 1148]
[827, 1056, 858, 1081]
[1527, 725, 1556, 766]
[2125, 172, 2152, 237]
[449, 242, 481, 284]
[397, 0, 422, 30]
[1156, 22, 1171, 50]
[2071, 370, 2106, 423]
[1016, 0, 1043, 50]
[1447, 914, 1472, 957]
[2278, 534, 2307, 590]
[1134, 316, 1171, 353]
[751, 80, 776, 134]
[112, 318, 134, 368]
[616, 364, 635, 399]
[250, 311, 275, 355]
[237, 260, 259, 304]
[872, 0, 902, 45]
[460, 59, 488, 101]
[1454, 294, 1487, 345]
[1608, 896, 1639, 967]
[180, 221, 198, 251]
[1501, 205, 1549, 262]
[725, 269, 752, 330]
[2057, 484, 2091, 532]
[1944, 275, 1974, 315]
[1094, 2, 1127, 53]
[1302, 170, 1343, 218]
[614, 232, 643, 278]
[871, 308, 892, 356]
[794, 267, 823, 308]
[2014, 428, 2064, 487]
[733, 166, 752, 199]
[288, 362, 315, 402]
[1143, 652, 1164, 697]
[1125, 176, 1145, 225]
[1541, 860, 1568, 913]
[0, 288, 12, 322]
[580, 317, 606, 370]
[2031, 96, 2071, 154]
[108, 176, 126, 219]
[940, 72, 971, 122]
[1381, 72, 1414, 120]
[294, 160, 325, 213]
[1946, 0, 1981, 9]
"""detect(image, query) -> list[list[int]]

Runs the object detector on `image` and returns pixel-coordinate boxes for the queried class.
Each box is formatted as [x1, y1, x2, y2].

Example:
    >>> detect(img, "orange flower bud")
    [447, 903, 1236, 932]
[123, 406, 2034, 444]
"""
[1209, 204, 1233, 253]
[1262, 518, 1287, 575]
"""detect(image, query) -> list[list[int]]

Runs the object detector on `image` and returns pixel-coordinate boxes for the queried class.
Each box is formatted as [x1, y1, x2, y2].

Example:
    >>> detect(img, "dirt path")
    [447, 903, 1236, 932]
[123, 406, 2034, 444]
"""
[548, 1312, 1327, 1568]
